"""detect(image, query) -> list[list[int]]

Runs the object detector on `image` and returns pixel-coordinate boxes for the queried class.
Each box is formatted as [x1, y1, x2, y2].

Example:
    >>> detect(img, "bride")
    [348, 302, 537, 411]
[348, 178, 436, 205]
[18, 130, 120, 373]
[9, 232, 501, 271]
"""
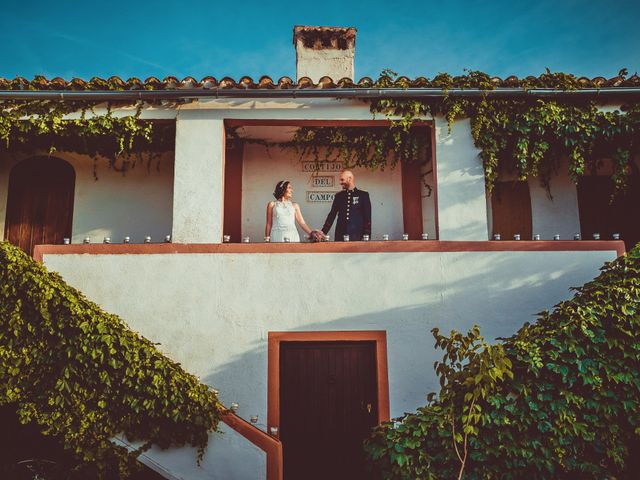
[265, 180, 313, 242]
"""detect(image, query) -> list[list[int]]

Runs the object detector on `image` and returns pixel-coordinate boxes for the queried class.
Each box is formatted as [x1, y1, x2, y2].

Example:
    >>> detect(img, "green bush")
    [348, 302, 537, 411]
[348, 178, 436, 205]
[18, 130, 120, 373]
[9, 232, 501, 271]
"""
[0, 241, 224, 478]
[365, 246, 640, 479]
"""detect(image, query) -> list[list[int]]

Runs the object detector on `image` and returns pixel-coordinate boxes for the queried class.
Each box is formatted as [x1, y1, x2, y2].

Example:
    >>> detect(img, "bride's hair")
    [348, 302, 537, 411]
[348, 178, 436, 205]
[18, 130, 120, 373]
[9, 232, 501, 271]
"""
[273, 180, 290, 200]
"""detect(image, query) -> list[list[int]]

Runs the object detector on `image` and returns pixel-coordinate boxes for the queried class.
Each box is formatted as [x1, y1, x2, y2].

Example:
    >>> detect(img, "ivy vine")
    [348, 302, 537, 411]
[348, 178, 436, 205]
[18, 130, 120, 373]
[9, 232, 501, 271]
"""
[2, 69, 639, 193]
[0, 241, 224, 478]
[285, 125, 430, 171]
[283, 69, 640, 194]
[365, 245, 640, 479]
[468, 99, 640, 193]
[0, 98, 174, 176]
[369, 69, 640, 193]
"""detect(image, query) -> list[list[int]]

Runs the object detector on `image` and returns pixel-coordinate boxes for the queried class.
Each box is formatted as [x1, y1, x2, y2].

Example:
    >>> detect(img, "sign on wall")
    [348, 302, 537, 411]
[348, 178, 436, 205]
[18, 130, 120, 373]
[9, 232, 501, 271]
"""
[306, 191, 337, 202]
[241, 148, 409, 240]
[301, 162, 343, 172]
[311, 176, 335, 187]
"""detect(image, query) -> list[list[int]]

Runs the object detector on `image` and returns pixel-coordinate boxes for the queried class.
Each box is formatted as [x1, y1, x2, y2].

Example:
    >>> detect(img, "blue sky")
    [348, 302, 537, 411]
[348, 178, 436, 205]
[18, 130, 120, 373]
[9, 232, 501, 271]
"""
[1, 0, 638, 82]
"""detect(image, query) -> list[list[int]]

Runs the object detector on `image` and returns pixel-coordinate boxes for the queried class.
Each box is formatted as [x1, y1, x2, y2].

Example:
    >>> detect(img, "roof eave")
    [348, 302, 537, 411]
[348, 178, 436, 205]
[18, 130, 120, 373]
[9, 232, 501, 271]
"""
[1, 87, 640, 101]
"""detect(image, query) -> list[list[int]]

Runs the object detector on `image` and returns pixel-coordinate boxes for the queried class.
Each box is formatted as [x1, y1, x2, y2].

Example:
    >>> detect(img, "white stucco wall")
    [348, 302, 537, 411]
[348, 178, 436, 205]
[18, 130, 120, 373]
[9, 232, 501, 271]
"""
[295, 47, 355, 83]
[421, 162, 437, 240]
[434, 117, 489, 240]
[70, 99, 587, 244]
[49, 99, 629, 246]
[529, 160, 582, 240]
[241, 143, 415, 241]
[0, 151, 174, 244]
[42, 247, 617, 479]
[172, 111, 225, 243]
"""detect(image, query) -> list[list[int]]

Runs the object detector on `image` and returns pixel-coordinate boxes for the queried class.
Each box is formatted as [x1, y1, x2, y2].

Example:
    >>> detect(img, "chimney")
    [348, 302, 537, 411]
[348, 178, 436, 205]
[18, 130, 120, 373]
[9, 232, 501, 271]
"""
[293, 26, 357, 83]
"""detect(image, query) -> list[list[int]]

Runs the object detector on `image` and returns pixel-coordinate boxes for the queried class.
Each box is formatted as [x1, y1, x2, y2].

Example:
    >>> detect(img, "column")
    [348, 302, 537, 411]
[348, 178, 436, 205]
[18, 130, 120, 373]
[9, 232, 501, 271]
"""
[435, 117, 489, 240]
[172, 111, 225, 243]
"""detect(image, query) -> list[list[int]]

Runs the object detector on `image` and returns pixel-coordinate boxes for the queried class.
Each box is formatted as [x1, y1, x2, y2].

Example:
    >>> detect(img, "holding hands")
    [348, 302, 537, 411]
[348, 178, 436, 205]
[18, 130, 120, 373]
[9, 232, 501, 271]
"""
[308, 230, 327, 242]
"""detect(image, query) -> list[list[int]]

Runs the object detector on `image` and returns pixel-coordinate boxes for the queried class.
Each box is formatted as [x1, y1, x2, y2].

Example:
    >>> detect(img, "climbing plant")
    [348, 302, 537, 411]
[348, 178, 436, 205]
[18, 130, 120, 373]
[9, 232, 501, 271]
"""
[281, 69, 431, 170]
[368, 69, 640, 193]
[0, 97, 174, 175]
[284, 124, 430, 171]
[0, 241, 224, 478]
[2, 70, 639, 190]
[365, 245, 640, 479]
[285, 69, 640, 194]
[430, 326, 513, 480]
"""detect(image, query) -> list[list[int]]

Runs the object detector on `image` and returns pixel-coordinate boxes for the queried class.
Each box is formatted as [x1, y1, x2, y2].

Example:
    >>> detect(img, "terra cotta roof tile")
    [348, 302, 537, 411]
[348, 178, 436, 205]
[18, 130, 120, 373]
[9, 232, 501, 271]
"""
[0, 73, 639, 91]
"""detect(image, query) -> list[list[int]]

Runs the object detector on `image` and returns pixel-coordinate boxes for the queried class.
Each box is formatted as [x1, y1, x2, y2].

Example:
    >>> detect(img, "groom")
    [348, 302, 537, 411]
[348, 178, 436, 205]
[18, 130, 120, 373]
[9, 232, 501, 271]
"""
[322, 170, 372, 241]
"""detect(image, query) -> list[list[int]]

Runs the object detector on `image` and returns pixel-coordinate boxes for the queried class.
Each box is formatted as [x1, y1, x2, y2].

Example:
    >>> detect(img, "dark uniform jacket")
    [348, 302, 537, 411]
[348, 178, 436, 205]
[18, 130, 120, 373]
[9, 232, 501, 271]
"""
[322, 188, 371, 241]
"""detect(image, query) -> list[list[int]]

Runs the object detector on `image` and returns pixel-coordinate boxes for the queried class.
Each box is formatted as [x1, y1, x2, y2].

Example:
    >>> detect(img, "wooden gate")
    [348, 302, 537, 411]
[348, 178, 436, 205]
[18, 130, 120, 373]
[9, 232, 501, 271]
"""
[4, 157, 75, 255]
[279, 341, 378, 480]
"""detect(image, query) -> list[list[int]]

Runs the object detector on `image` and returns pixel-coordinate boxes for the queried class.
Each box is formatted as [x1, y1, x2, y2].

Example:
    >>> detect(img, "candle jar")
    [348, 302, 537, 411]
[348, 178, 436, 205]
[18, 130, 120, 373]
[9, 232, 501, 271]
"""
[402, 233, 409, 241]
[421, 233, 429, 240]
[553, 234, 560, 241]
[123, 236, 131, 244]
[382, 234, 389, 241]
[612, 233, 620, 240]
[104, 237, 111, 244]
[223, 235, 231, 243]
[343, 234, 350, 242]
[144, 236, 152, 243]
[283, 237, 291, 243]
[83, 237, 91, 244]
[592, 233, 600, 240]
[63, 238, 70, 245]
[493, 233, 501, 241]
[573, 233, 581, 240]
[362, 234, 370, 241]
[164, 235, 172, 243]
[533, 234, 541, 241]
[513, 234, 521, 241]
[264, 236, 271, 243]
[242, 236, 250, 243]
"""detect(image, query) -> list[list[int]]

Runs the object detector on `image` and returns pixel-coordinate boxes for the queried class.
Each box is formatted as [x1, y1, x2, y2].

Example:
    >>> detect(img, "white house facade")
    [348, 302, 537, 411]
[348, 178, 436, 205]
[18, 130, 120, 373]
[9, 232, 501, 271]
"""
[1, 26, 636, 480]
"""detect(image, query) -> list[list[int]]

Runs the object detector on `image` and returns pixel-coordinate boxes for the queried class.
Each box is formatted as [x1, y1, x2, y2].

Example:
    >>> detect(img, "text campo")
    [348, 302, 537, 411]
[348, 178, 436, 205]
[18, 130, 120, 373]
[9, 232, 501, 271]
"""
[306, 191, 337, 202]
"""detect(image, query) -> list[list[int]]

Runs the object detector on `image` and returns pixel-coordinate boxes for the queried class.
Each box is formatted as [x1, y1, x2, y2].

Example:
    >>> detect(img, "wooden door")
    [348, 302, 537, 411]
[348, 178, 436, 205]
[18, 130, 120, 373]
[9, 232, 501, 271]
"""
[4, 157, 75, 255]
[280, 341, 378, 480]
[491, 181, 533, 240]
[223, 141, 243, 243]
[401, 158, 424, 240]
[577, 175, 640, 251]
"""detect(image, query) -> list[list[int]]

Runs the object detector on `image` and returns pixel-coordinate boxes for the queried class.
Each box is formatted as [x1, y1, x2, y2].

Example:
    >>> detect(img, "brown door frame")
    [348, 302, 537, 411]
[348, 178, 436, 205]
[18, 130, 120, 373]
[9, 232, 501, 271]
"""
[222, 119, 438, 240]
[223, 138, 244, 243]
[267, 330, 390, 439]
[4, 156, 75, 254]
[490, 180, 533, 240]
[401, 158, 424, 239]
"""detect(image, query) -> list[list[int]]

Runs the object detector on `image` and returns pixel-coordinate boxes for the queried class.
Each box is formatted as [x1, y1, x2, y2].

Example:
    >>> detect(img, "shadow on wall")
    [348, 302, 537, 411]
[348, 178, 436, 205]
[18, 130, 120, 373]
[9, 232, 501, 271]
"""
[37, 247, 616, 479]
[437, 220, 490, 240]
[0, 405, 165, 480]
[202, 249, 610, 421]
[70, 151, 175, 244]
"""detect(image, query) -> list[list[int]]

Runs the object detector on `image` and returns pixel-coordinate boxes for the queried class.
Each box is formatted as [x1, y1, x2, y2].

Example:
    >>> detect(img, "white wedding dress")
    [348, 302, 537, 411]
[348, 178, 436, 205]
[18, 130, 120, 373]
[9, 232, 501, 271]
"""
[270, 200, 300, 242]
